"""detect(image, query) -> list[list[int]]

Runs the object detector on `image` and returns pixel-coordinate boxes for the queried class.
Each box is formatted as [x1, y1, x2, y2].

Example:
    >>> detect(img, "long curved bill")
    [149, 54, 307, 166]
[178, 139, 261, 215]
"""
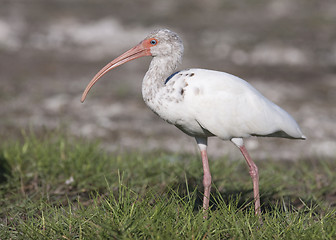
[81, 42, 151, 103]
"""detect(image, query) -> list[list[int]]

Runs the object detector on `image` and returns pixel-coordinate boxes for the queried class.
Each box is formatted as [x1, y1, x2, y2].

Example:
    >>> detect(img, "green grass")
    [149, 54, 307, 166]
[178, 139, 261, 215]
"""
[0, 130, 335, 239]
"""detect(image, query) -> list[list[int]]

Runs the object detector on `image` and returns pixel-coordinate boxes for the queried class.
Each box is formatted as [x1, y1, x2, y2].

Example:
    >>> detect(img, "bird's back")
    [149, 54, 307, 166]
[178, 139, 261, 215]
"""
[164, 69, 305, 140]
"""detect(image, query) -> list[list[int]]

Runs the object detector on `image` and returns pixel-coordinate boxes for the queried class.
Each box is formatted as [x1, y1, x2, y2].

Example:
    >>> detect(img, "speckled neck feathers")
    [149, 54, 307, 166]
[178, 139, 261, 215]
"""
[141, 29, 184, 106]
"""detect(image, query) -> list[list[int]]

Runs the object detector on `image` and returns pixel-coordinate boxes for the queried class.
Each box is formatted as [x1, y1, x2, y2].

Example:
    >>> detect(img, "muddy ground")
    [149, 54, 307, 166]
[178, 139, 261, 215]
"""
[0, 0, 335, 161]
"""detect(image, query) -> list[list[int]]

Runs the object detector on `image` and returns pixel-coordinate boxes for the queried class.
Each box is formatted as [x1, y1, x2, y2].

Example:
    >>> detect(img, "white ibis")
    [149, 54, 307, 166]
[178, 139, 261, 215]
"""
[81, 29, 305, 216]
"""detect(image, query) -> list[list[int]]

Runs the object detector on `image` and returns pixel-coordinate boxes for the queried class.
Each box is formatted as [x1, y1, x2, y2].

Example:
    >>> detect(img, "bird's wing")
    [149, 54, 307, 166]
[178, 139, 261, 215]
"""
[180, 69, 304, 140]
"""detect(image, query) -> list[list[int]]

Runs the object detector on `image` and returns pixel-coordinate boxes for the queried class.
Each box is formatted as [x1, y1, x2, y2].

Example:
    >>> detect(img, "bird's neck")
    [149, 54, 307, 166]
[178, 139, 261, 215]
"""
[142, 55, 180, 104]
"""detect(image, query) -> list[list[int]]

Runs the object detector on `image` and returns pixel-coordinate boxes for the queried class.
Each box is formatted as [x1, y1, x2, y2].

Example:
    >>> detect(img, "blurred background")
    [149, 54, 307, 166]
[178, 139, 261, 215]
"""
[0, 0, 335, 160]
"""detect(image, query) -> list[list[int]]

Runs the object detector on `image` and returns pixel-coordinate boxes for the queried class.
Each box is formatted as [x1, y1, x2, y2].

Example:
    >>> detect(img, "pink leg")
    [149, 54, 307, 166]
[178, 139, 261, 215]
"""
[195, 137, 211, 217]
[238, 145, 261, 215]
[201, 149, 212, 212]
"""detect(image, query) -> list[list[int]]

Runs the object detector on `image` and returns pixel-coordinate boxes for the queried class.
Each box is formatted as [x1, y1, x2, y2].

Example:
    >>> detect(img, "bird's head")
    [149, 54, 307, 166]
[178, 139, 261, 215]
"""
[145, 29, 184, 59]
[81, 28, 183, 103]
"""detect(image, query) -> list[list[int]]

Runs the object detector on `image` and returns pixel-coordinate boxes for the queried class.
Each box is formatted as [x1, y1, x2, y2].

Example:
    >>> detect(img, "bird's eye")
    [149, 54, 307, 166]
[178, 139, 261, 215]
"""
[150, 39, 157, 45]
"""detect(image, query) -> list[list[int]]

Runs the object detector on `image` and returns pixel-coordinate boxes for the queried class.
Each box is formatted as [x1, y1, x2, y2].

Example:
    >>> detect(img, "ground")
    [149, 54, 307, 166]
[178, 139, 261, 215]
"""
[0, 0, 335, 160]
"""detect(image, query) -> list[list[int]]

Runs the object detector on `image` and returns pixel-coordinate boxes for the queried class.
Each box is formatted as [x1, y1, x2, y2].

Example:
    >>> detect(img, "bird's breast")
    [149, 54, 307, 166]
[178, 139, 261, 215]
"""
[142, 72, 213, 138]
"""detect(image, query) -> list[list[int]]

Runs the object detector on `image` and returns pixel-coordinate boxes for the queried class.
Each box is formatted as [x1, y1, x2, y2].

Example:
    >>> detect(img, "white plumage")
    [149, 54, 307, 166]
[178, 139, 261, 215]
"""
[148, 68, 304, 140]
[81, 29, 305, 217]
